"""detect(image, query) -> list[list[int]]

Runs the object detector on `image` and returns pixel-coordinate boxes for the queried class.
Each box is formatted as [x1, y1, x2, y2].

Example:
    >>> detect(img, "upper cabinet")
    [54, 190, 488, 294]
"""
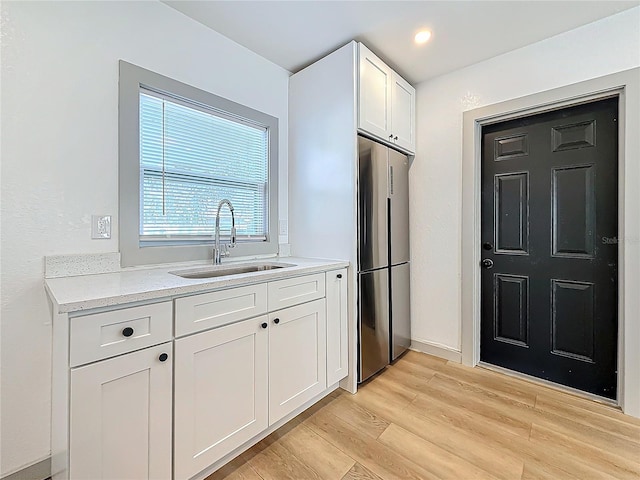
[358, 43, 416, 154]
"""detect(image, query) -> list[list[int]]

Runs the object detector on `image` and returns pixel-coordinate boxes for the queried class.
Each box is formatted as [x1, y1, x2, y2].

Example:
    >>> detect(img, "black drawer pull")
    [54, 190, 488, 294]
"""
[261, 322, 268, 329]
[337, 274, 343, 279]
[122, 327, 134, 337]
[274, 318, 280, 324]
[159, 353, 168, 362]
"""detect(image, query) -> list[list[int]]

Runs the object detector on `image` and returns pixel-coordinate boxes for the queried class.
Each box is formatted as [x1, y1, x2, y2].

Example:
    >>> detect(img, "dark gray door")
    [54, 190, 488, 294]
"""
[480, 97, 618, 399]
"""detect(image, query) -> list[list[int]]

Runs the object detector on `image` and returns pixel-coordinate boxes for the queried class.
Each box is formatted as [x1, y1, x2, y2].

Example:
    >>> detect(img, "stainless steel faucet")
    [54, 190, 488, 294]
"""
[213, 199, 236, 264]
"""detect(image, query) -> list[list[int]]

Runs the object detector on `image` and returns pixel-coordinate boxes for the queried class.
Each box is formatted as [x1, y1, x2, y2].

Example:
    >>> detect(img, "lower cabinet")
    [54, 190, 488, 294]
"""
[57, 268, 348, 480]
[173, 316, 269, 480]
[326, 268, 348, 385]
[269, 299, 327, 425]
[69, 342, 173, 480]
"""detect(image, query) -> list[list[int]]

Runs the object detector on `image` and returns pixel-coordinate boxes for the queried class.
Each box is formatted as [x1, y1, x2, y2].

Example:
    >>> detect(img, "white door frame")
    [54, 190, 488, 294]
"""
[461, 68, 640, 418]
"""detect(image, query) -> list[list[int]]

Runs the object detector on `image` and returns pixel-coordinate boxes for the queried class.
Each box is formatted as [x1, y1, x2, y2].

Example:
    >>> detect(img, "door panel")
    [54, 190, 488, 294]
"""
[389, 148, 410, 265]
[358, 136, 389, 271]
[358, 44, 391, 140]
[70, 343, 172, 480]
[358, 268, 389, 382]
[174, 318, 268, 480]
[494, 172, 529, 254]
[481, 97, 618, 399]
[269, 299, 327, 425]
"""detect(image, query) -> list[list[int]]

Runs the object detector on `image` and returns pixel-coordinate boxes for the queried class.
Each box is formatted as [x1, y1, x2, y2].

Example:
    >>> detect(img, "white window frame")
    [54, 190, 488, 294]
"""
[119, 61, 279, 267]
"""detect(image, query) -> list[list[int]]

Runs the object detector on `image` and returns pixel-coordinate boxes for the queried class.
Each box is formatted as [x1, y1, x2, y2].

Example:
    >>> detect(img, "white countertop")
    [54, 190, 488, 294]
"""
[45, 257, 349, 314]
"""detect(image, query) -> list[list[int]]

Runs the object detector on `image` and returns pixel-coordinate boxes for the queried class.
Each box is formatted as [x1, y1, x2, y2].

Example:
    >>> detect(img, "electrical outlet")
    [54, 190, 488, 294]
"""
[279, 219, 288, 235]
[91, 215, 111, 239]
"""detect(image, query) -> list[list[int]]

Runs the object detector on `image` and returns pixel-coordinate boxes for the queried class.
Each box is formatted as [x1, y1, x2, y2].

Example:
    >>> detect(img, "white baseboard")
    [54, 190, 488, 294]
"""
[410, 339, 462, 363]
[1, 457, 50, 480]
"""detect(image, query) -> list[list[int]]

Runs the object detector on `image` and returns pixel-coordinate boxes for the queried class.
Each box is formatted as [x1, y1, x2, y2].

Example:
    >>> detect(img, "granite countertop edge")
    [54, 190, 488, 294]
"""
[45, 257, 350, 314]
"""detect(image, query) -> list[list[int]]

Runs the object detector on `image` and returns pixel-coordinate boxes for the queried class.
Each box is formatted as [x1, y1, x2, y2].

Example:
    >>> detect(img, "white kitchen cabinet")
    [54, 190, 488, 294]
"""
[268, 299, 327, 425]
[173, 316, 268, 480]
[326, 268, 348, 385]
[358, 44, 392, 142]
[357, 43, 416, 154]
[69, 342, 172, 480]
[391, 72, 416, 152]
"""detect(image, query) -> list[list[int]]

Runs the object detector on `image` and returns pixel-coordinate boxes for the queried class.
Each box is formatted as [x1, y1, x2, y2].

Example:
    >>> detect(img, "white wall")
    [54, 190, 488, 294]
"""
[410, 7, 640, 352]
[0, 1, 290, 475]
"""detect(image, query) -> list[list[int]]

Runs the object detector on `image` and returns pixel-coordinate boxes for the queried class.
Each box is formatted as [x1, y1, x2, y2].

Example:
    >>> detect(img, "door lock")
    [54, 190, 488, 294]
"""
[481, 258, 494, 269]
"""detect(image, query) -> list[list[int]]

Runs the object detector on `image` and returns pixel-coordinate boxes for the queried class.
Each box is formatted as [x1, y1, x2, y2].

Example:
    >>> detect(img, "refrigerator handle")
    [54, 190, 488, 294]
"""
[390, 165, 394, 194]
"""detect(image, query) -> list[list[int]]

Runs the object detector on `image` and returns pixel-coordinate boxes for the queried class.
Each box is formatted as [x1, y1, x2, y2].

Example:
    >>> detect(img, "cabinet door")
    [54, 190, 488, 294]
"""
[269, 299, 327, 425]
[358, 43, 392, 141]
[391, 72, 416, 154]
[174, 317, 268, 480]
[70, 343, 172, 480]
[326, 269, 348, 385]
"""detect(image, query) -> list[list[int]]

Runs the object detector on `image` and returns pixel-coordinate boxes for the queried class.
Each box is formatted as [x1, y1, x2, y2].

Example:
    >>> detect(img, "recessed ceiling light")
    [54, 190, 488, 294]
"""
[414, 30, 432, 44]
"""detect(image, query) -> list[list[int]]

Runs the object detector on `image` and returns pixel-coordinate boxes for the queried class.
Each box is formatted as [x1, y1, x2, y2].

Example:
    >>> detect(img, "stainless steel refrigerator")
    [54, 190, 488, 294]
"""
[357, 136, 411, 383]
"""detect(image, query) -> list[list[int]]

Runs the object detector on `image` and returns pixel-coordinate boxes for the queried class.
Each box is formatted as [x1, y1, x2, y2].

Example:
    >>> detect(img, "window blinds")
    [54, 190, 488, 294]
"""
[139, 91, 269, 242]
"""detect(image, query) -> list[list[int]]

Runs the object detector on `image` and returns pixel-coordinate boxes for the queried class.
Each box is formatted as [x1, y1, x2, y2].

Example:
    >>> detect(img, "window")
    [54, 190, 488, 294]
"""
[119, 61, 278, 266]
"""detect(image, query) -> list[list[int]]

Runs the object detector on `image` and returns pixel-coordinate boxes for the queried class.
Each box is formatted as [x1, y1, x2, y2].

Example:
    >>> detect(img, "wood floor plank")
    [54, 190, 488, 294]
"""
[378, 423, 503, 480]
[275, 423, 355, 479]
[322, 396, 390, 439]
[341, 462, 384, 480]
[535, 393, 640, 438]
[535, 390, 640, 425]
[530, 424, 640, 479]
[520, 460, 582, 480]
[205, 455, 264, 480]
[306, 408, 439, 480]
[442, 362, 543, 406]
[247, 440, 321, 480]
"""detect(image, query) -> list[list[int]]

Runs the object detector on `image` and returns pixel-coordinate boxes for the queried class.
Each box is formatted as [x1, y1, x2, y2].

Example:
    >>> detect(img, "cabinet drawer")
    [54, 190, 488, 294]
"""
[175, 283, 268, 337]
[268, 273, 326, 311]
[70, 302, 173, 367]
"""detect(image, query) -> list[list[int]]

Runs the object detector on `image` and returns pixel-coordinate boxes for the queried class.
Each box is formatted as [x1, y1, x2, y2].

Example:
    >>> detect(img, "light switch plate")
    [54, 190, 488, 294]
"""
[91, 215, 111, 239]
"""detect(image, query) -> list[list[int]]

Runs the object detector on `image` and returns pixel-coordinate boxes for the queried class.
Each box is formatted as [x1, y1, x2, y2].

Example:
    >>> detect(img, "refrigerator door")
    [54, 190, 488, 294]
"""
[388, 148, 410, 266]
[358, 268, 390, 382]
[391, 262, 411, 360]
[358, 136, 389, 272]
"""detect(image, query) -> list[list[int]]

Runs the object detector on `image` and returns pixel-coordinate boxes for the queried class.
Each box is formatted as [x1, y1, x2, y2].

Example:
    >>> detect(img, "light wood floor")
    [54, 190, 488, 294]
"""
[206, 350, 640, 480]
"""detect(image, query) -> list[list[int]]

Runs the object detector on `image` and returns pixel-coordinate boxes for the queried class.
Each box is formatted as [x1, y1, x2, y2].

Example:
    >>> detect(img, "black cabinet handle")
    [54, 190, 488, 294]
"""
[337, 273, 342, 279]
[261, 322, 268, 329]
[274, 318, 280, 324]
[394, 135, 398, 141]
[159, 353, 168, 362]
[482, 242, 493, 251]
[122, 327, 134, 337]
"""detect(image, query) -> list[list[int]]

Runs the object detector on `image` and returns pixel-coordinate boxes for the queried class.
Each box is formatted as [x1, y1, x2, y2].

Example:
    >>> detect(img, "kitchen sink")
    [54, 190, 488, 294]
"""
[170, 262, 296, 279]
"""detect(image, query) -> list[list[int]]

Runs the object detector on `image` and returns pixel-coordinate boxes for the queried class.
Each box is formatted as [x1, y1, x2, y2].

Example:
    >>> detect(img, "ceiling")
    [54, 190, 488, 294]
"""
[163, 1, 639, 84]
